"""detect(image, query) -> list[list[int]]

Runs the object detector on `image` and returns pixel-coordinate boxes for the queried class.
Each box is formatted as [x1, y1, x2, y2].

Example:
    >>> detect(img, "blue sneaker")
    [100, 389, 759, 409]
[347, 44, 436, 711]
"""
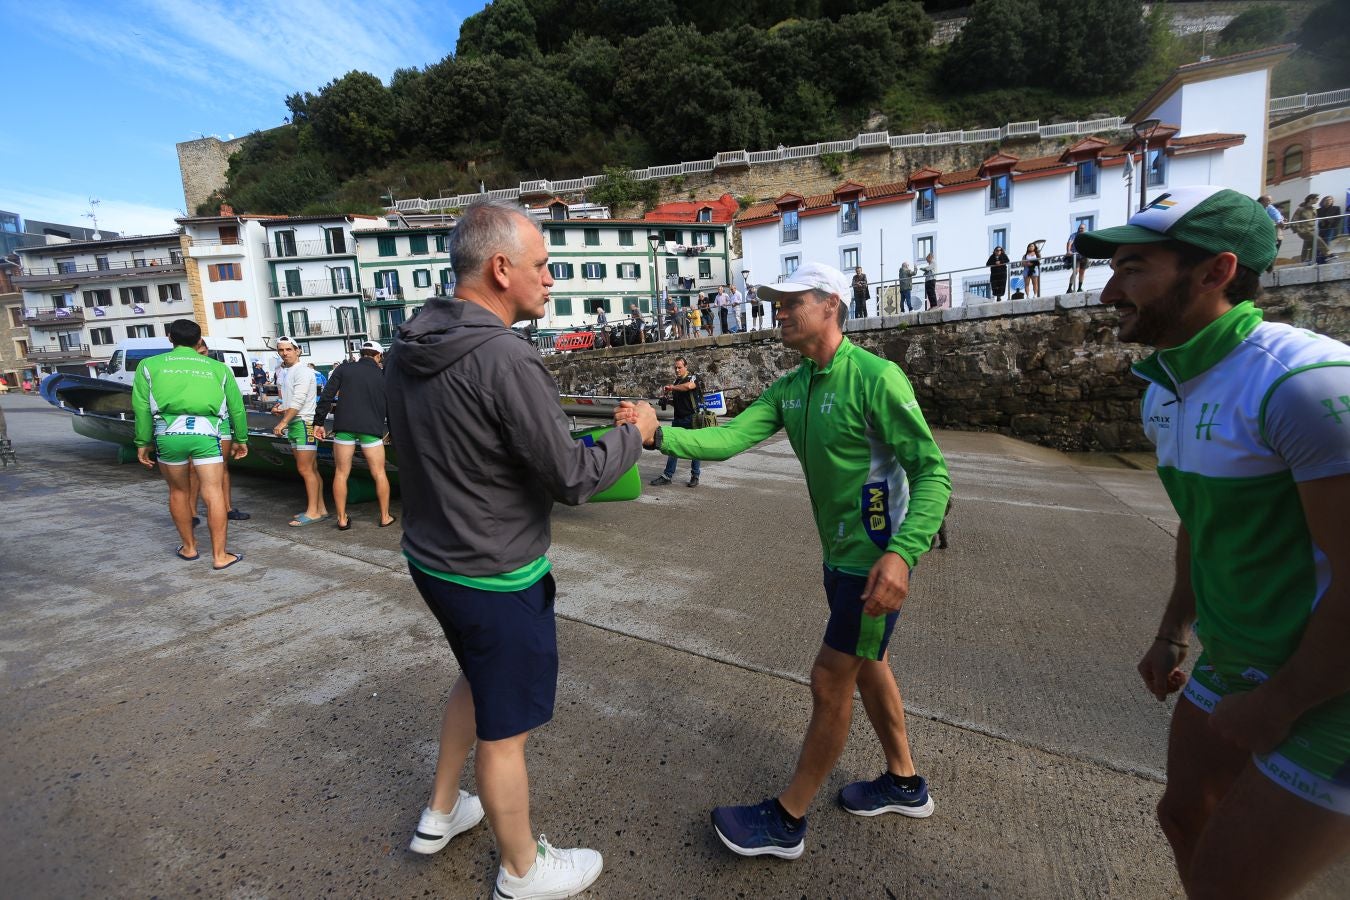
[838, 773, 935, 818]
[711, 799, 805, 859]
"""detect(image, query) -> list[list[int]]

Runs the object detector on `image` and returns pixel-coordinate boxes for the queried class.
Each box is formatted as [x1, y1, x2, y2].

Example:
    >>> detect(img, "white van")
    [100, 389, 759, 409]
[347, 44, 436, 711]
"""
[102, 337, 252, 397]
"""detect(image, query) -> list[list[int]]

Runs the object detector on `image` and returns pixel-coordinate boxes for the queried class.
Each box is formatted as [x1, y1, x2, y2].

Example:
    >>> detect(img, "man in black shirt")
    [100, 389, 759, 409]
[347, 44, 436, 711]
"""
[650, 356, 702, 488]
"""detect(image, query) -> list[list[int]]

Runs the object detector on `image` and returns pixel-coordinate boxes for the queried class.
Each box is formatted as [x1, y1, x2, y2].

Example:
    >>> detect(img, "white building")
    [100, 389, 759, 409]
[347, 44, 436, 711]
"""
[179, 211, 279, 361]
[352, 223, 453, 343]
[538, 199, 733, 330]
[14, 233, 191, 375]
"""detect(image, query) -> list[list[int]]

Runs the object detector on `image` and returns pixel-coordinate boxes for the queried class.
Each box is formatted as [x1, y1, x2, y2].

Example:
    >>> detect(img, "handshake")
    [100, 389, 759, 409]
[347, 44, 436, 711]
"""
[613, 400, 661, 448]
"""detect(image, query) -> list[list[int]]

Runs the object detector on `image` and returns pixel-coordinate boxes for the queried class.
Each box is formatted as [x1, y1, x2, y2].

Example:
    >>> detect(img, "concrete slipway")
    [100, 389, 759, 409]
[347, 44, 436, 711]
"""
[1, 393, 1345, 899]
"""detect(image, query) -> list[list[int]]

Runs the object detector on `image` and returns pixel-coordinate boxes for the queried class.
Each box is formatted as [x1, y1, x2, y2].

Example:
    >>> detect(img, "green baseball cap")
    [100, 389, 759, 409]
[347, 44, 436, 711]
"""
[1074, 185, 1277, 273]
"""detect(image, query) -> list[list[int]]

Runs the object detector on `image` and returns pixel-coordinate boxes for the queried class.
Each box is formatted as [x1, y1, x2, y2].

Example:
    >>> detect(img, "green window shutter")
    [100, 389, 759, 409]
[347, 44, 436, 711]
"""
[618, 229, 633, 246]
[409, 234, 428, 254]
[550, 229, 565, 247]
[285, 269, 302, 296]
[378, 236, 396, 256]
[440, 268, 452, 288]
[553, 297, 573, 316]
[707, 232, 717, 247]
[374, 271, 385, 289]
[600, 263, 607, 278]
[665, 258, 679, 276]
[565, 263, 575, 278]
[639, 298, 650, 313]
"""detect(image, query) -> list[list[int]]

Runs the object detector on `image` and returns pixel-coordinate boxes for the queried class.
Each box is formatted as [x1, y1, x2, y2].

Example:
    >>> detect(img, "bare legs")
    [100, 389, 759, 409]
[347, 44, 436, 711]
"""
[331, 442, 392, 527]
[293, 450, 325, 521]
[162, 460, 232, 565]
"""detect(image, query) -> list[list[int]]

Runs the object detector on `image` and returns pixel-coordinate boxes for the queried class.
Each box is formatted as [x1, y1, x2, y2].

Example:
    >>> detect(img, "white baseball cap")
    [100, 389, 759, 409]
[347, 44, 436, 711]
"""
[359, 340, 383, 352]
[757, 261, 851, 302]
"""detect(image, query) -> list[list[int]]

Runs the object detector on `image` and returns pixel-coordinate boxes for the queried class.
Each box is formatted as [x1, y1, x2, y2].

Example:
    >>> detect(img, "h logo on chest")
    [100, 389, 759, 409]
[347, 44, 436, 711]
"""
[819, 392, 836, 415]
[1194, 402, 1221, 441]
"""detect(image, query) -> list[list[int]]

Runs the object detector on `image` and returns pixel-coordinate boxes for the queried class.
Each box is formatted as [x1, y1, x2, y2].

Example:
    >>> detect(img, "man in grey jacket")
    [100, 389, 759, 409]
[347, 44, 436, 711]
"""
[385, 200, 658, 900]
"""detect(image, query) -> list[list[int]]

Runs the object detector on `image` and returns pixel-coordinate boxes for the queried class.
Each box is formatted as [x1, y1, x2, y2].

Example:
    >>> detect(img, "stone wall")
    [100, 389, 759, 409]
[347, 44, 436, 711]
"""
[176, 135, 254, 215]
[545, 266, 1350, 453]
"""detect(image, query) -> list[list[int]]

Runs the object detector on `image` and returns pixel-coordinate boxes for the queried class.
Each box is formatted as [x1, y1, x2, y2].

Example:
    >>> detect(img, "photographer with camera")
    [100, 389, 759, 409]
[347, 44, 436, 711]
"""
[650, 356, 702, 488]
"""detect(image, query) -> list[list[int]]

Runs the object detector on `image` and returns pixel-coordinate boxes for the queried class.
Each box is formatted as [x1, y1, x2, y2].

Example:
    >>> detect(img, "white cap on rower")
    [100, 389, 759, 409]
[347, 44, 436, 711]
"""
[756, 261, 851, 302]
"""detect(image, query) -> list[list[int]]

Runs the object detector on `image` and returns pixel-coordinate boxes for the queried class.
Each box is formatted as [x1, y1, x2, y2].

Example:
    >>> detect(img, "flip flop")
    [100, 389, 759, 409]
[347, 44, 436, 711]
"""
[378, 516, 397, 528]
[175, 546, 200, 561]
[213, 551, 244, 571]
[288, 514, 329, 527]
[336, 518, 352, 531]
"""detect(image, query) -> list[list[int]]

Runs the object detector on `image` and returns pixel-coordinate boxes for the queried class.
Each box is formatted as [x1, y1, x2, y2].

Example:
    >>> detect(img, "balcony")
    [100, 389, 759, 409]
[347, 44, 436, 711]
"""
[186, 238, 245, 259]
[273, 319, 366, 340]
[263, 239, 350, 260]
[269, 279, 360, 299]
[362, 287, 405, 305]
[14, 257, 184, 288]
[28, 344, 92, 363]
[24, 306, 86, 328]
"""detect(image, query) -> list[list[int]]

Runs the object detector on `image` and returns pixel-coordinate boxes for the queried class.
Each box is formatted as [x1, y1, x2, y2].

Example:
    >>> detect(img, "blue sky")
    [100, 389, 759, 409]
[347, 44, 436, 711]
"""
[0, 0, 482, 237]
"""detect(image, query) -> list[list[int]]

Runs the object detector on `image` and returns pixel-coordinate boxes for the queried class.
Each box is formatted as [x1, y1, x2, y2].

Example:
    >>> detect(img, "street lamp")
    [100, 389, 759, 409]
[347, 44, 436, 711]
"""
[740, 268, 750, 331]
[1133, 119, 1161, 212]
[648, 234, 662, 338]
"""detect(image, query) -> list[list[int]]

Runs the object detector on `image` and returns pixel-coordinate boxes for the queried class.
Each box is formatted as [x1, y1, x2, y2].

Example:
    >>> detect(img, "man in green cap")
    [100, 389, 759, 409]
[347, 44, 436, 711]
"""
[1078, 185, 1350, 897]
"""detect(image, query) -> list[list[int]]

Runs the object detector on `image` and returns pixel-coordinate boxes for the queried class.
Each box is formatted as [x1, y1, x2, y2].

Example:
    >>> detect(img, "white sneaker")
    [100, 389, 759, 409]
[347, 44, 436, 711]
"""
[493, 835, 603, 899]
[408, 790, 485, 854]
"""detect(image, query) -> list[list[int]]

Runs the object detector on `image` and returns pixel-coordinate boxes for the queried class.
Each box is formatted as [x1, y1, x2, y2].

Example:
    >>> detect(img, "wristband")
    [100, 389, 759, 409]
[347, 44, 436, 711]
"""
[650, 425, 663, 451]
[1154, 635, 1189, 649]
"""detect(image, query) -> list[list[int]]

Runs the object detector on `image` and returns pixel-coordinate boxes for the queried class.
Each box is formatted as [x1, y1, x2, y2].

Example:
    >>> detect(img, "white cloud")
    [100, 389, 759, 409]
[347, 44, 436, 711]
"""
[0, 186, 181, 238]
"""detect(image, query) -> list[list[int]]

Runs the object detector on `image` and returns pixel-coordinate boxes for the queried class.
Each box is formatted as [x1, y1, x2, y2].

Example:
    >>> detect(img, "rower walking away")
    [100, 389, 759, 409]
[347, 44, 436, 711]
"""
[616, 261, 951, 861]
[385, 200, 656, 899]
[312, 340, 395, 531]
[187, 339, 250, 525]
[1078, 185, 1350, 899]
[270, 336, 327, 527]
[132, 318, 248, 571]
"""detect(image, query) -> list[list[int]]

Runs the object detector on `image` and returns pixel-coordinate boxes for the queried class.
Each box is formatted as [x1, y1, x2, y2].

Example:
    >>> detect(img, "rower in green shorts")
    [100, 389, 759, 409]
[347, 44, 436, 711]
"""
[132, 318, 248, 570]
[313, 340, 395, 530]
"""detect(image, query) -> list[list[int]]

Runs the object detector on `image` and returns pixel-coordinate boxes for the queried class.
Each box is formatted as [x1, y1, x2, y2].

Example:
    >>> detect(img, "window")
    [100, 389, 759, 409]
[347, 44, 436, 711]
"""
[840, 200, 860, 233]
[552, 297, 573, 316]
[549, 229, 565, 247]
[90, 327, 113, 345]
[283, 269, 303, 297]
[1282, 145, 1302, 177]
[697, 208, 711, 223]
[213, 301, 248, 319]
[413, 269, 431, 288]
[698, 259, 712, 279]
[549, 205, 567, 221]
[915, 188, 936, 222]
[1266, 156, 1277, 182]
[439, 268, 453, 291]
[16, 338, 28, 357]
[377, 235, 396, 257]
[82, 289, 112, 307]
[119, 286, 148, 305]
[331, 267, 353, 292]
[51, 292, 71, 308]
[409, 234, 429, 255]
[618, 229, 634, 247]
[273, 232, 296, 257]
[1073, 161, 1098, 197]
[841, 247, 859, 270]
[169, 250, 183, 264]
[1146, 148, 1166, 186]
[287, 310, 310, 336]
[95, 255, 110, 270]
[56, 257, 76, 274]
[9, 307, 21, 327]
[373, 270, 400, 295]
[588, 298, 612, 313]
[218, 225, 239, 245]
[324, 227, 346, 254]
[131, 251, 146, 268]
[990, 227, 1008, 254]
[584, 228, 600, 246]
[662, 228, 681, 244]
[209, 263, 241, 281]
[127, 324, 154, 338]
[617, 263, 640, 280]
[692, 230, 716, 247]
[665, 258, 679, 276]
[916, 235, 935, 264]
[989, 175, 1011, 210]
[782, 256, 799, 277]
[781, 210, 799, 243]
[549, 262, 574, 280]
[582, 262, 605, 280]
[337, 306, 361, 333]
[158, 283, 183, 302]
[434, 234, 447, 252]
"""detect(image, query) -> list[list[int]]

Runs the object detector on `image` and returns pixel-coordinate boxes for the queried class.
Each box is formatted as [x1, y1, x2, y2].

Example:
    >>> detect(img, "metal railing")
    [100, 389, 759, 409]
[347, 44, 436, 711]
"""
[1269, 88, 1350, 115]
[24, 306, 86, 325]
[362, 287, 405, 302]
[263, 239, 350, 259]
[269, 279, 359, 299]
[273, 319, 365, 339]
[187, 237, 242, 247]
[17, 257, 183, 277]
[28, 344, 91, 361]
[392, 116, 1141, 214]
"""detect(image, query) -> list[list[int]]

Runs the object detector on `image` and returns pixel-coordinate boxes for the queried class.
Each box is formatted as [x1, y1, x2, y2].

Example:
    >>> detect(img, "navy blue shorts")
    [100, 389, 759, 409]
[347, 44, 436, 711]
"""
[409, 565, 559, 741]
[822, 565, 900, 662]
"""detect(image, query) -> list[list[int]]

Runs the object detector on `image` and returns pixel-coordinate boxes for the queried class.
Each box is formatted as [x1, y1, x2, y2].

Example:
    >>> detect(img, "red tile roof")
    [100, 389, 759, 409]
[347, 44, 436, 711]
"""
[644, 192, 740, 223]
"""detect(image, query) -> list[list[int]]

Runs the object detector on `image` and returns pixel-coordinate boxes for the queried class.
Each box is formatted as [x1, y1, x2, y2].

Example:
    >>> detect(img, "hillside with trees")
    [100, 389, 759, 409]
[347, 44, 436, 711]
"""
[207, 0, 1347, 217]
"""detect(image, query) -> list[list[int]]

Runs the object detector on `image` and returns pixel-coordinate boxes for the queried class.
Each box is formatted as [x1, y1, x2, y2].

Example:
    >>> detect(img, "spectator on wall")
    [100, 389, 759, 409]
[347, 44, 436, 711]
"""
[985, 247, 1010, 302]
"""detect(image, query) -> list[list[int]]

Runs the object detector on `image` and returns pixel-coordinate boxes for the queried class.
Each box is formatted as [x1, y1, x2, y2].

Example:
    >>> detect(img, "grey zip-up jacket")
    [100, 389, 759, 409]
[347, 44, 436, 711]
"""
[385, 297, 642, 577]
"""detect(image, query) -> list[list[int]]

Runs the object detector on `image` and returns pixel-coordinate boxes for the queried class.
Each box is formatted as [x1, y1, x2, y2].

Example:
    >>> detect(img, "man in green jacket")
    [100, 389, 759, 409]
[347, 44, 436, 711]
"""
[617, 261, 951, 859]
[133, 319, 248, 570]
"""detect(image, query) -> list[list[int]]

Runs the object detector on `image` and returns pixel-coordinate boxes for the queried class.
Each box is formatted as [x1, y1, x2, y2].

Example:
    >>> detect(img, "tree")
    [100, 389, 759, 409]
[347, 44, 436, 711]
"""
[587, 165, 660, 212]
[305, 71, 397, 175]
[459, 0, 541, 60]
[1218, 6, 1288, 53]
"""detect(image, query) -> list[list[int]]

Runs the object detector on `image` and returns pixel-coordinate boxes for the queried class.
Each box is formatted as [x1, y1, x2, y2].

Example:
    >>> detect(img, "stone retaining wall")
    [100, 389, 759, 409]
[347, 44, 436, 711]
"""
[545, 265, 1350, 452]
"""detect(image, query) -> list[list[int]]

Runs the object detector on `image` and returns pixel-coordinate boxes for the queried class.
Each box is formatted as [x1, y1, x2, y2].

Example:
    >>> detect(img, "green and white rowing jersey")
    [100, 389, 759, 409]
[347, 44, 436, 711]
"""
[132, 346, 249, 447]
[660, 337, 951, 573]
[1135, 301, 1350, 671]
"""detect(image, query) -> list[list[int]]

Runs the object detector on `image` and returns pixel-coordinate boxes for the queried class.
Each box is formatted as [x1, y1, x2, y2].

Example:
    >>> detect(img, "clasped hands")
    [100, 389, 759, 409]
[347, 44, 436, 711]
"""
[613, 401, 660, 447]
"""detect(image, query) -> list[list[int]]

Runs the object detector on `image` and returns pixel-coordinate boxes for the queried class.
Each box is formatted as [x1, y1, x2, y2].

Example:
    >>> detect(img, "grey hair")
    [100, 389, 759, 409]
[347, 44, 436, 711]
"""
[807, 288, 847, 328]
[448, 199, 541, 280]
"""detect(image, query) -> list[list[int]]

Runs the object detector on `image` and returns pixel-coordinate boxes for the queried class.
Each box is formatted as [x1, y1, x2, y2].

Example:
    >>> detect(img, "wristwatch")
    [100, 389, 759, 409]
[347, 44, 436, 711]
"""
[650, 425, 663, 451]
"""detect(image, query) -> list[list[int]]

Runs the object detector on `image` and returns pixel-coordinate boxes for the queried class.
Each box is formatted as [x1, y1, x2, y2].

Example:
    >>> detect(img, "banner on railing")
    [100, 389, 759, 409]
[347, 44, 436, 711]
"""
[555, 332, 596, 352]
[703, 391, 726, 413]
